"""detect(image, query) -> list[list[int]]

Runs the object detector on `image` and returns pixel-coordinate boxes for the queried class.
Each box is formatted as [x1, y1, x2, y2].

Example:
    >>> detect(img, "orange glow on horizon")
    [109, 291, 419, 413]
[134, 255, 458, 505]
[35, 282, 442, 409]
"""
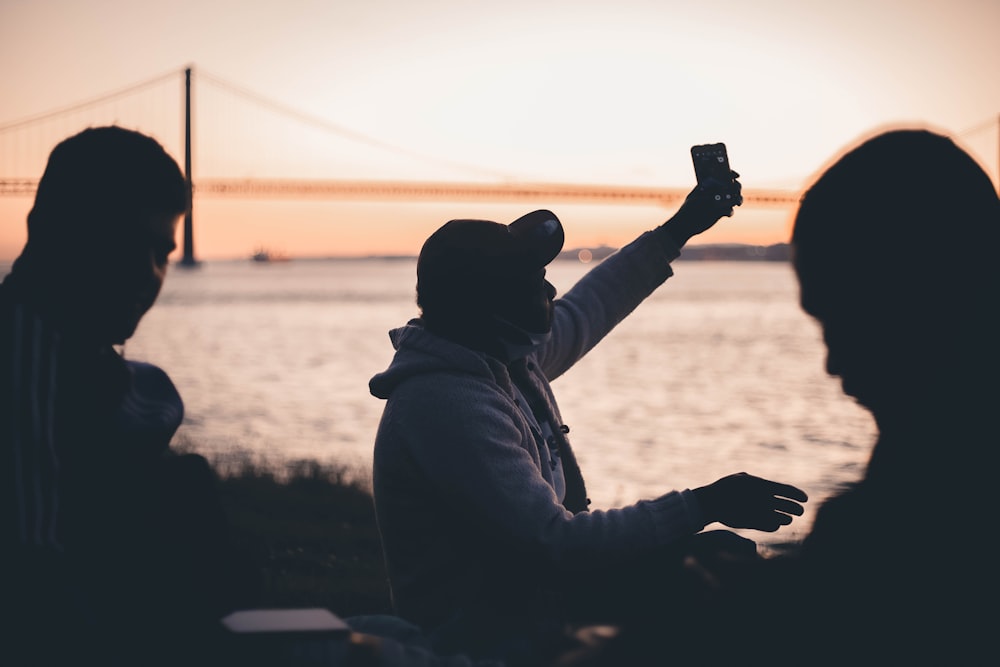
[0, 195, 796, 262]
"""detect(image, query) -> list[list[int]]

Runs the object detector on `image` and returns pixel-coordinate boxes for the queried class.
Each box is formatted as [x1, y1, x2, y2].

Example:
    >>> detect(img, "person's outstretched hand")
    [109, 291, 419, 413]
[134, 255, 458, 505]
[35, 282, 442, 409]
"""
[661, 171, 743, 246]
[692, 472, 807, 532]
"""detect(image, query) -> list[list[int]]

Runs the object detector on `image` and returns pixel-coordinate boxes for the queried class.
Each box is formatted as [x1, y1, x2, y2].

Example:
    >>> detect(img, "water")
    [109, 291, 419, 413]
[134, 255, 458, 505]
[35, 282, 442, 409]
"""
[123, 258, 875, 546]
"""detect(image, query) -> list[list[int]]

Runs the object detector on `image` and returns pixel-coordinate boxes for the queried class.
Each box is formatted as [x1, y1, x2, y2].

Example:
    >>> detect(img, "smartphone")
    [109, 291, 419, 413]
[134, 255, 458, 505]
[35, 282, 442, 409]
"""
[691, 142, 740, 205]
[691, 142, 733, 186]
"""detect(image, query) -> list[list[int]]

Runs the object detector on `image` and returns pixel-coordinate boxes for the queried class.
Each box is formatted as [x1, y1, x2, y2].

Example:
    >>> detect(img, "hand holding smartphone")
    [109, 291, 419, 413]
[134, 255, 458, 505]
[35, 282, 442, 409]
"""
[690, 142, 740, 205]
[662, 142, 743, 243]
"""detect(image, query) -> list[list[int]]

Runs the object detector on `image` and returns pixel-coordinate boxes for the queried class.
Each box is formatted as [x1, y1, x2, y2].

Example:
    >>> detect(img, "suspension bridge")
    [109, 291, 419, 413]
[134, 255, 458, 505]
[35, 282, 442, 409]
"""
[2, 66, 997, 265]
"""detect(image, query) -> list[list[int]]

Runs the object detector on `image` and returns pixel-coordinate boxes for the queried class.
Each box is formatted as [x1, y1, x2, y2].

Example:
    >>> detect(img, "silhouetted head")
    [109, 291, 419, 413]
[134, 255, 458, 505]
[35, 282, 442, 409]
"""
[13, 126, 187, 345]
[792, 128, 1000, 415]
[416, 210, 563, 344]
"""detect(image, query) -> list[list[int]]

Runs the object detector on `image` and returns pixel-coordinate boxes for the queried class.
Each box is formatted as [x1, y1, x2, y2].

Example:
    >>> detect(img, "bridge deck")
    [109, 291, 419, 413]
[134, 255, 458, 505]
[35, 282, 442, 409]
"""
[0, 178, 799, 207]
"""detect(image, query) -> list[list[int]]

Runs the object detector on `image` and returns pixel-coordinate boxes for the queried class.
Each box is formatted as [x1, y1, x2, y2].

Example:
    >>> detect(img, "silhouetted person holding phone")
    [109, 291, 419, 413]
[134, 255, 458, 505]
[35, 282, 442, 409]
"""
[369, 161, 808, 665]
[558, 128, 1000, 666]
[1, 126, 245, 665]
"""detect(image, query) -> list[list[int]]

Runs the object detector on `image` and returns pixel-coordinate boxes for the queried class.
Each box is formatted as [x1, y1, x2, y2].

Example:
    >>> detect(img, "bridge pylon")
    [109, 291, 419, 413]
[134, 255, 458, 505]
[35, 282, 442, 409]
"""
[179, 66, 199, 268]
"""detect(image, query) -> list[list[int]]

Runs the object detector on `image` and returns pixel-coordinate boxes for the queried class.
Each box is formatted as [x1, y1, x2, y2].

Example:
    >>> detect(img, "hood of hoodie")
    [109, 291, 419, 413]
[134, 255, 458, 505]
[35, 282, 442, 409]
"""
[369, 318, 514, 400]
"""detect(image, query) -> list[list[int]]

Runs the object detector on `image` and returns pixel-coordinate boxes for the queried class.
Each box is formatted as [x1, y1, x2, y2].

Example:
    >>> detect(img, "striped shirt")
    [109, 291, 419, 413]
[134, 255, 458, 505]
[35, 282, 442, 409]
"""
[1, 283, 184, 551]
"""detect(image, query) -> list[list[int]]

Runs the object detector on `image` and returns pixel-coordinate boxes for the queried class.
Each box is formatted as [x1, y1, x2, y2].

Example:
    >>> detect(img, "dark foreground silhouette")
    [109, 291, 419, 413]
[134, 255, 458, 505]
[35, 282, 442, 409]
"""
[1, 126, 252, 665]
[555, 128, 1000, 666]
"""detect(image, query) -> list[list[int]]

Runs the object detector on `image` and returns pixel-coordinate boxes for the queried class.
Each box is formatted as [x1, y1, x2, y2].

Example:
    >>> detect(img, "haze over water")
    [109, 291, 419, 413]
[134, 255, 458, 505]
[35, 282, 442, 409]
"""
[117, 258, 876, 548]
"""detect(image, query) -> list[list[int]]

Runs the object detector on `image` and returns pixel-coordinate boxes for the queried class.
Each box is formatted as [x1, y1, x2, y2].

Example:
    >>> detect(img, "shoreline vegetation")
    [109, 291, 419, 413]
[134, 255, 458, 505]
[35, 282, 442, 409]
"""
[195, 445, 393, 617]
[558, 243, 791, 263]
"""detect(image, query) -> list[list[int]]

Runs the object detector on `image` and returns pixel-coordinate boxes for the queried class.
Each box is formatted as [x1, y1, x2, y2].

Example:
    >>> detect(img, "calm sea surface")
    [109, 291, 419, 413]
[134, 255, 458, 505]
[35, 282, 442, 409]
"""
[82, 258, 880, 547]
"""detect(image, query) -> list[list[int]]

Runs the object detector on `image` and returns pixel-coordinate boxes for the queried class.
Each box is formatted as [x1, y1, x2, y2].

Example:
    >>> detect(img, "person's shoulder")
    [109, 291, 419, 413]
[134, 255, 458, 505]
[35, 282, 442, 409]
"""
[123, 360, 183, 411]
[125, 359, 174, 386]
[115, 360, 184, 448]
[388, 366, 506, 401]
[374, 331, 511, 400]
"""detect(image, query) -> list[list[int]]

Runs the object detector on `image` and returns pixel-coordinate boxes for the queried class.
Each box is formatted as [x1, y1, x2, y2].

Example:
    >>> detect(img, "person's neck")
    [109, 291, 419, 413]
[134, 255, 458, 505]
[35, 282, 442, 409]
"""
[422, 315, 507, 361]
[423, 314, 549, 365]
[872, 376, 995, 447]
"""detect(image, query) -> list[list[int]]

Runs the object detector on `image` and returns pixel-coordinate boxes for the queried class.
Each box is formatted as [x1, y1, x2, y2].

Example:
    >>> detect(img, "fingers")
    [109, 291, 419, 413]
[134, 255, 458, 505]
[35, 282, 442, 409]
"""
[772, 497, 805, 517]
[741, 501, 806, 532]
[747, 507, 802, 532]
[763, 480, 809, 503]
[758, 512, 794, 533]
[729, 172, 744, 207]
[755, 479, 807, 522]
[709, 473, 809, 532]
[742, 475, 807, 503]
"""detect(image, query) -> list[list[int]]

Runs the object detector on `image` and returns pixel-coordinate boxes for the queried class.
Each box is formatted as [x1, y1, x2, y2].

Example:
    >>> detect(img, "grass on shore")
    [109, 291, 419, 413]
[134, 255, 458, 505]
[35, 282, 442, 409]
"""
[205, 448, 393, 618]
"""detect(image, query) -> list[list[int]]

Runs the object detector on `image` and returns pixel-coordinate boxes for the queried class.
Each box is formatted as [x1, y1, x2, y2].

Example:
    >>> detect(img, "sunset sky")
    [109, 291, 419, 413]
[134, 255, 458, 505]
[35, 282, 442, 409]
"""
[1, 0, 998, 260]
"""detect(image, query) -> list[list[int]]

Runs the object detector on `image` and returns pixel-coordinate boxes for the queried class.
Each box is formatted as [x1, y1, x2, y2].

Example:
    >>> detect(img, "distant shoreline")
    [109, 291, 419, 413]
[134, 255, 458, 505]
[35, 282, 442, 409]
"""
[559, 242, 792, 263]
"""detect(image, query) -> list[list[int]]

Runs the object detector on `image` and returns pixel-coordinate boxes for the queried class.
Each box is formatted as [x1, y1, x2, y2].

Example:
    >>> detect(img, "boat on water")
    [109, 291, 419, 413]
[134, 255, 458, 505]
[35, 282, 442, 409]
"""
[250, 247, 291, 263]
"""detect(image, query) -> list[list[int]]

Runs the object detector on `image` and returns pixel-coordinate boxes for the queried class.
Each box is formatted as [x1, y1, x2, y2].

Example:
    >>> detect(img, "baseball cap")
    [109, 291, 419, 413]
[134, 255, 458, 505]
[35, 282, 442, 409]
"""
[416, 210, 564, 308]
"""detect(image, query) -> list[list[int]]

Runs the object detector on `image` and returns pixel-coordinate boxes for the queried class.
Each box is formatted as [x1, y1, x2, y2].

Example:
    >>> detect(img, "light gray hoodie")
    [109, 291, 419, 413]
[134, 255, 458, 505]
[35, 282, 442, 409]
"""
[369, 230, 707, 653]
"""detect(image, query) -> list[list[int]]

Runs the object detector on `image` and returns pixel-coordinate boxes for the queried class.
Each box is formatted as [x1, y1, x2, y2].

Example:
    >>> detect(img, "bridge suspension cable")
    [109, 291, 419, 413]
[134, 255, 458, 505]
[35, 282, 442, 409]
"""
[958, 114, 1000, 138]
[0, 68, 182, 134]
[197, 68, 516, 180]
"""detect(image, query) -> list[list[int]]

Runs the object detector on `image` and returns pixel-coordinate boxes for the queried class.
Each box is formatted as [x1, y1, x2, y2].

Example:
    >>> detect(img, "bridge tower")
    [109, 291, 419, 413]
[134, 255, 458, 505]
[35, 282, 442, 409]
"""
[179, 66, 198, 267]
